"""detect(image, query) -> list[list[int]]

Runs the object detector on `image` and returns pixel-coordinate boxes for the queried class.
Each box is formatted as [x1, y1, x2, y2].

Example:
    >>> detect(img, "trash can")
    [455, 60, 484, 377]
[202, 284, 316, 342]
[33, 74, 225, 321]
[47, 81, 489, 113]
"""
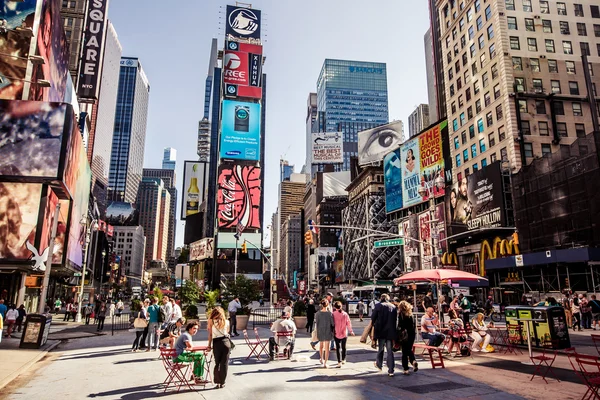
[19, 314, 52, 349]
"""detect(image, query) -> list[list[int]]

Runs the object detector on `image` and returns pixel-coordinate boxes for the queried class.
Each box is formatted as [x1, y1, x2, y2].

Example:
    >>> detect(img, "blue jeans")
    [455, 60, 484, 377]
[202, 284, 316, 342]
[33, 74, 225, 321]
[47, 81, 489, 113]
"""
[376, 339, 395, 374]
[422, 332, 445, 347]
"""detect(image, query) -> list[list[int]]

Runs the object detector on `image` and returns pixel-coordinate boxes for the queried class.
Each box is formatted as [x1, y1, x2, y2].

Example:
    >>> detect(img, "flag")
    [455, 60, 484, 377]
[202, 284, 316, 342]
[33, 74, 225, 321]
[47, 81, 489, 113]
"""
[236, 220, 245, 237]
[308, 219, 319, 234]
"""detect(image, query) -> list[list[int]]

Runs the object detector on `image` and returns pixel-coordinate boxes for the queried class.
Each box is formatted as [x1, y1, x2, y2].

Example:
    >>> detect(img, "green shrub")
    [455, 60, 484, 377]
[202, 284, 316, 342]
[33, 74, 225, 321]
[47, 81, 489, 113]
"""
[293, 300, 307, 317]
[185, 304, 198, 319]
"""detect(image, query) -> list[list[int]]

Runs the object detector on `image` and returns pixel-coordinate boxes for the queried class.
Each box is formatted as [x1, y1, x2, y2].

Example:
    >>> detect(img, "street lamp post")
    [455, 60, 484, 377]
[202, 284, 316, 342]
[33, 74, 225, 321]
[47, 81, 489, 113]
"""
[76, 218, 97, 323]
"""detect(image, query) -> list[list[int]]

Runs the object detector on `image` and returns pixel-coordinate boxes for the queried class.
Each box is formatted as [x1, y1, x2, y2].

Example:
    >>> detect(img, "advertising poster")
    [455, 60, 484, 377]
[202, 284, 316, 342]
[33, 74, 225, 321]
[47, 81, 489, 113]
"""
[418, 122, 445, 201]
[312, 132, 343, 164]
[0, 100, 66, 177]
[419, 212, 432, 269]
[357, 121, 404, 165]
[217, 164, 261, 230]
[401, 137, 421, 208]
[0, 0, 37, 100]
[219, 100, 261, 161]
[223, 41, 262, 100]
[0, 183, 43, 260]
[434, 203, 448, 255]
[225, 5, 261, 41]
[181, 161, 208, 220]
[322, 171, 351, 198]
[105, 202, 139, 226]
[383, 148, 402, 213]
[189, 237, 214, 261]
[334, 259, 344, 283]
[77, 0, 108, 99]
[445, 162, 506, 236]
[38, 187, 67, 265]
[316, 247, 337, 275]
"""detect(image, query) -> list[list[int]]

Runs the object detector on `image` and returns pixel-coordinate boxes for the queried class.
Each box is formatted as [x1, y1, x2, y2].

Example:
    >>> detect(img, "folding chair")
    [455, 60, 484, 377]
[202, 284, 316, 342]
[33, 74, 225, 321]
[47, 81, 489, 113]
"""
[275, 331, 294, 359]
[576, 352, 600, 400]
[159, 348, 194, 393]
[591, 334, 600, 357]
[566, 349, 595, 400]
[530, 339, 560, 383]
[253, 328, 269, 357]
[243, 329, 266, 360]
[504, 324, 523, 355]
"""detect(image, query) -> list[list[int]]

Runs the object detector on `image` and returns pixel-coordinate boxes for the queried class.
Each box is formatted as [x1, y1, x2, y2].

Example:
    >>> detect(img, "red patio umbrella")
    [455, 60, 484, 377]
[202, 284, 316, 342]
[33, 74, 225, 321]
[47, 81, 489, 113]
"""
[393, 269, 488, 285]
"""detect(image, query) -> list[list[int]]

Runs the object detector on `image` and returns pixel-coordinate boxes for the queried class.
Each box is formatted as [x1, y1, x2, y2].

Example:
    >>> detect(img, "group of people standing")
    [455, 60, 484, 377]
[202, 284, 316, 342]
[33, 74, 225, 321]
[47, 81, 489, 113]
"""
[0, 300, 26, 340]
[561, 291, 600, 331]
[132, 296, 182, 352]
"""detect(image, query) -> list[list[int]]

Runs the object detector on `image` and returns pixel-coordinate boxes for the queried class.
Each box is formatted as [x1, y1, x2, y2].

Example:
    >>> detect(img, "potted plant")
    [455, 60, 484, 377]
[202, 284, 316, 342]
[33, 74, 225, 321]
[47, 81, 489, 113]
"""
[204, 289, 220, 318]
[223, 276, 261, 331]
[292, 300, 307, 329]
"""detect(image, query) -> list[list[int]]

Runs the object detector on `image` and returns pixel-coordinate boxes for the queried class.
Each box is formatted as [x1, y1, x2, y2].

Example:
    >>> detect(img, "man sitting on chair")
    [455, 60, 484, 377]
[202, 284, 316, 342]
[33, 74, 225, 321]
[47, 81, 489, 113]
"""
[269, 311, 297, 360]
[421, 307, 445, 347]
[159, 317, 186, 348]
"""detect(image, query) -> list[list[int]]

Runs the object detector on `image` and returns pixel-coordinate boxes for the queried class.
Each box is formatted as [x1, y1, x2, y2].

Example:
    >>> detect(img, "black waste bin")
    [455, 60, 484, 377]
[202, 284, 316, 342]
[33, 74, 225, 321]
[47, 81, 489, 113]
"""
[19, 314, 52, 349]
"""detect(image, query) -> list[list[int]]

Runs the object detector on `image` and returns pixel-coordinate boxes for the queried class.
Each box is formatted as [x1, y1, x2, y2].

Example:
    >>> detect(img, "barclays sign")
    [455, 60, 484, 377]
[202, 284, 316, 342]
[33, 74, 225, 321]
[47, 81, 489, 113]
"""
[348, 66, 384, 74]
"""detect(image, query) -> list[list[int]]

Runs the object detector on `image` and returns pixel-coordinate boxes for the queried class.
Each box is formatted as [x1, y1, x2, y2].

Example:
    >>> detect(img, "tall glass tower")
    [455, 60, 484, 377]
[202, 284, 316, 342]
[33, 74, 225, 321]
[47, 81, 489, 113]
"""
[316, 59, 389, 170]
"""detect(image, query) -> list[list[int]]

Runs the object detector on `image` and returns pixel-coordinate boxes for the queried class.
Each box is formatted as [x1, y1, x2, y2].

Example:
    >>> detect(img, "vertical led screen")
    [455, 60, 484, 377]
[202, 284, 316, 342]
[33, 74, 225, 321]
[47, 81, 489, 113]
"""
[217, 164, 261, 230]
[219, 100, 260, 161]
[223, 41, 262, 99]
[225, 5, 261, 41]
[0, 183, 43, 260]
[383, 148, 402, 213]
[181, 161, 208, 220]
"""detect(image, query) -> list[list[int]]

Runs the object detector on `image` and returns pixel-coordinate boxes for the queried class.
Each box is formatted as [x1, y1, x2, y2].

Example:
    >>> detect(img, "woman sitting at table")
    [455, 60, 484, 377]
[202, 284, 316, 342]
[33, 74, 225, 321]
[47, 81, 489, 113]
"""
[174, 322, 206, 384]
[447, 309, 466, 357]
[470, 313, 492, 352]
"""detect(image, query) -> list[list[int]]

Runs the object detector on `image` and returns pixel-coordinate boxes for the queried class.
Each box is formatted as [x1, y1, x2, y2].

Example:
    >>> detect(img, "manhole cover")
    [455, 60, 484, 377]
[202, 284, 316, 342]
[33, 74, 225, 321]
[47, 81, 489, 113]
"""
[402, 382, 472, 394]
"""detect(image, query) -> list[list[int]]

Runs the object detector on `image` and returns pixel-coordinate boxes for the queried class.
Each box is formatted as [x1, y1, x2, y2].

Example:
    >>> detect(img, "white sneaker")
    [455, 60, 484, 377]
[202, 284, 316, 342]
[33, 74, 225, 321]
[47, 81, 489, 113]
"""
[342, 359, 346, 365]
[337, 362, 342, 368]
[472, 348, 480, 352]
[481, 349, 490, 353]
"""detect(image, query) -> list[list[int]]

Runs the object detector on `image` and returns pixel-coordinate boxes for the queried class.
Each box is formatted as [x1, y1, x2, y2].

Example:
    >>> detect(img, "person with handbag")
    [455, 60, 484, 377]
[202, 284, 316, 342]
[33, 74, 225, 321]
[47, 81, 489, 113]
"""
[470, 313, 491, 352]
[207, 306, 232, 389]
[397, 300, 418, 375]
[332, 301, 354, 367]
[447, 309, 466, 357]
[132, 302, 149, 352]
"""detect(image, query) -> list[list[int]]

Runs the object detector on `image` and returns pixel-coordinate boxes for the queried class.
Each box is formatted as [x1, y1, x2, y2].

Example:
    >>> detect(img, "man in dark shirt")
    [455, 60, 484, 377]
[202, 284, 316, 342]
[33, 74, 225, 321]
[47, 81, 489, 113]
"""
[371, 294, 398, 377]
[422, 291, 433, 311]
[590, 295, 600, 331]
[159, 317, 186, 348]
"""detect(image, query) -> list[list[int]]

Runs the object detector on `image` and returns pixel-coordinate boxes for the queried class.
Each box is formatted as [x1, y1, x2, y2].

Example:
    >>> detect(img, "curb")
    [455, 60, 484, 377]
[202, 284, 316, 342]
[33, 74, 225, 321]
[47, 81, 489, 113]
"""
[0, 340, 61, 391]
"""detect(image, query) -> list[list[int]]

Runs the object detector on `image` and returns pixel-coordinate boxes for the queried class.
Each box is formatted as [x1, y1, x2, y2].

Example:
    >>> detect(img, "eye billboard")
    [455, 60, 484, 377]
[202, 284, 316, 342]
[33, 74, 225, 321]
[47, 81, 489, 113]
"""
[358, 121, 404, 165]
[219, 100, 261, 161]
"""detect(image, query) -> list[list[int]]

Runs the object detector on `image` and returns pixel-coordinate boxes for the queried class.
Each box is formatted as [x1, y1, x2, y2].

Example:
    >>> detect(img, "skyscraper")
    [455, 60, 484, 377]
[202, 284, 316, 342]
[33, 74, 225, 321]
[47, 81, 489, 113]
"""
[137, 177, 170, 268]
[162, 147, 176, 170]
[408, 104, 430, 138]
[280, 159, 294, 182]
[316, 59, 389, 170]
[108, 57, 150, 203]
[60, 0, 87, 82]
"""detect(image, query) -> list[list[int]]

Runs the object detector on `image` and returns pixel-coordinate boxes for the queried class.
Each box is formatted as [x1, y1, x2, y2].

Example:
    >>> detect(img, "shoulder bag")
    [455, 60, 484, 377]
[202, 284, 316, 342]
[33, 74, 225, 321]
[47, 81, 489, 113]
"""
[214, 324, 236, 350]
[133, 311, 148, 329]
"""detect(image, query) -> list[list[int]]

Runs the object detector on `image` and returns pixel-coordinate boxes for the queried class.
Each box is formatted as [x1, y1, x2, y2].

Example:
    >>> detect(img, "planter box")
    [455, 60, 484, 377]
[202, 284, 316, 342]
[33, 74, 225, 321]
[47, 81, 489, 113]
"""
[236, 315, 249, 331]
[293, 316, 307, 330]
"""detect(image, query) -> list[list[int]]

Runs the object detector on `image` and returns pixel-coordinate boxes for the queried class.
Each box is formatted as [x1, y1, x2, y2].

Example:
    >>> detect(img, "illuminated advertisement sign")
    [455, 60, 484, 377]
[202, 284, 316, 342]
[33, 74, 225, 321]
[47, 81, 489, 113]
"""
[358, 121, 404, 166]
[181, 161, 208, 220]
[418, 121, 446, 201]
[190, 237, 214, 261]
[219, 100, 260, 161]
[383, 148, 402, 213]
[225, 5, 261, 41]
[77, 0, 108, 99]
[312, 132, 343, 164]
[223, 41, 262, 99]
[217, 164, 261, 230]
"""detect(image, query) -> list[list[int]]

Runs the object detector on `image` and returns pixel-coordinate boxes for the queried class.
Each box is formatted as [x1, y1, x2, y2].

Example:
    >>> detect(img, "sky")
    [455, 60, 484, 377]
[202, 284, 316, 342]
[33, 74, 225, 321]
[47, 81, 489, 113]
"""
[108, 0, 431, 248]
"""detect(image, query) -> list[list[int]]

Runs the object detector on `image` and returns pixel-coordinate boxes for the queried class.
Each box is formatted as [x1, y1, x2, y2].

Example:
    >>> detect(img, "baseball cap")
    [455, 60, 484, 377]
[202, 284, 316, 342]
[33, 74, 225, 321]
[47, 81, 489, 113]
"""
[326, 292, 333, 297]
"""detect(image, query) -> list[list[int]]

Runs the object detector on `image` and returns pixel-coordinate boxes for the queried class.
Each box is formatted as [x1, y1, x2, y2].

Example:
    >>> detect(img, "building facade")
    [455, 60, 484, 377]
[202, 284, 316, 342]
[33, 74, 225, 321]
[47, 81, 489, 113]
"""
[137, 177, 170, 268]
[280, 215, 301, 286]
[408, 104, 431, 138]
[108, 57, 150, 203]
[112, 225, 145, 289]
[60, 0, 87, 82]
[162, 147, 176, 170]
[277, 174, 307, 283]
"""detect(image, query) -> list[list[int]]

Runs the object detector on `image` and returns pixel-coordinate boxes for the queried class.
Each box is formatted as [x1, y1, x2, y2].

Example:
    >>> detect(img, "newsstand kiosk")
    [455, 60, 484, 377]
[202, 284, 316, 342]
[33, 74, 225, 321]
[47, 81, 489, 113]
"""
[19, 314, 52, 349]
[505, 305, 570, 349]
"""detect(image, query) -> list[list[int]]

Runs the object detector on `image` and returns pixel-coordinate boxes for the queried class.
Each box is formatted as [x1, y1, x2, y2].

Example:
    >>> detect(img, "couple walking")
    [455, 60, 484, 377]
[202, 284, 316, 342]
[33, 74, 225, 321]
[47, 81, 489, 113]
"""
[311, 298, 354, 368]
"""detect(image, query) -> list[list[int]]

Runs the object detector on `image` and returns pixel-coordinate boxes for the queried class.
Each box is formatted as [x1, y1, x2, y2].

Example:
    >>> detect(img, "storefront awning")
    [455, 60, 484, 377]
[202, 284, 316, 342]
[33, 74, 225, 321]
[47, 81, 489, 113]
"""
[486, 247, 600, 271]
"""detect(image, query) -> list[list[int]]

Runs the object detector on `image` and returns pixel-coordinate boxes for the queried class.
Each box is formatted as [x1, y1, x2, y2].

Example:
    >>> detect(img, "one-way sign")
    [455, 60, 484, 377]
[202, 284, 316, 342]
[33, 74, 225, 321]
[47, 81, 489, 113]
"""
[374, 238, 404, 248]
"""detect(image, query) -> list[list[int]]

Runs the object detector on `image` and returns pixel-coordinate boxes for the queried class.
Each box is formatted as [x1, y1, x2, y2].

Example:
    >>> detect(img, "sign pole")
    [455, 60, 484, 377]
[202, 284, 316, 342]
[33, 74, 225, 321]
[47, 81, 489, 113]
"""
[38, 203, 60, 314]
[76, 219, 95, 322]
[234, 235, 238, 281]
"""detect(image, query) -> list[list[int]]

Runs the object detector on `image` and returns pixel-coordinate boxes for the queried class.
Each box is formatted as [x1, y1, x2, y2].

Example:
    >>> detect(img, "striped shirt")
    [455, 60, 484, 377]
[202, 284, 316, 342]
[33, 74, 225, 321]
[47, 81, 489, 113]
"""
[421, 314, 437, 333]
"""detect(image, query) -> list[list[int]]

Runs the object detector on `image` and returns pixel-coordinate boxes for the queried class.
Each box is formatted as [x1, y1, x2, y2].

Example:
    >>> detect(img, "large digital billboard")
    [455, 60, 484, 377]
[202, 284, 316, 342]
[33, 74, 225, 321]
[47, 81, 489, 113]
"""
[312, 132, 343, 164]
[217, 164, 261, 230]
[223, 41, 262, 100]
[225, 5, 261, 41]
[105, 202, 139, 226]
[77, 0, 108, 99]
[418, 121, 446, 201]
[383, 148, 402, 213]
[358, 121, 404, 165]
[445, 162, 506, 236]
[181, 161, 208, 220]
[219, 100, 260, 161]
[38, 187, 68, 265]
[401, 137, 421, 208]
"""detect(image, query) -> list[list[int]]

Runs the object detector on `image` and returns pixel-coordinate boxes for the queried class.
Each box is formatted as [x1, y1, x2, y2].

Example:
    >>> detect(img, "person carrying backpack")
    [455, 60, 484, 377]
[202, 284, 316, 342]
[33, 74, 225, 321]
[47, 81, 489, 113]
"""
[459, 294, 471, 325]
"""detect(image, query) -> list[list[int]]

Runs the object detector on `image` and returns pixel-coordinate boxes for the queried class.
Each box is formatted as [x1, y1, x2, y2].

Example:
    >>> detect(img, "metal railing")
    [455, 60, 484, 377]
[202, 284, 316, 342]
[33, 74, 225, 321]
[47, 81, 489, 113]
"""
[111, 312, 132, 336]
[251, 307, 285, 328]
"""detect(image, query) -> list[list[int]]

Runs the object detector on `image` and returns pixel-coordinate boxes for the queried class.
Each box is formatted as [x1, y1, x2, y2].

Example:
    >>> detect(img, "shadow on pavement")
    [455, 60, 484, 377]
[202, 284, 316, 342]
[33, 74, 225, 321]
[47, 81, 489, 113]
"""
[113, 358, 161, 365]
[472, 358, 580, 384]
[58, 348, 133, 361]
[87, 383, 198, 399]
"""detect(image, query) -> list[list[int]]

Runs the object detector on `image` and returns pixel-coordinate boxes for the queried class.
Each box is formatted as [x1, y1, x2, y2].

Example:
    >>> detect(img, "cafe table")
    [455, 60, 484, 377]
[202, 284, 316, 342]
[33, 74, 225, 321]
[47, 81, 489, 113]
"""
[512, 318, 544, 365]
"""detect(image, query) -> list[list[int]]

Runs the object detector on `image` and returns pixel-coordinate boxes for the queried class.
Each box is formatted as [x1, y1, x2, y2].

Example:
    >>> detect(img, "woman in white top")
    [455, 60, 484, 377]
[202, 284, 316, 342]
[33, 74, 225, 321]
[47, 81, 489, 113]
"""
[5, 305, 19, 338]
[470, 313, 492, 352]
[207, 307, 232, 389]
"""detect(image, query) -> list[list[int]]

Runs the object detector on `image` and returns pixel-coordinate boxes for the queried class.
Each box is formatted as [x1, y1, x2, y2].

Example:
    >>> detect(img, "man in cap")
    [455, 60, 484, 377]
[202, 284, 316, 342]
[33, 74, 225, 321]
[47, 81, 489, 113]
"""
[269, 311, 297, 360]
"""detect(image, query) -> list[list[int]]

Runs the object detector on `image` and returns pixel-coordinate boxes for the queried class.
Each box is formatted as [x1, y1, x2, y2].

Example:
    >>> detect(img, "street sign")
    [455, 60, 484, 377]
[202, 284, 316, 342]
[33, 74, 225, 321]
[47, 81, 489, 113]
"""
[374, 238, 404, 248]
[73, 272, 82, 277]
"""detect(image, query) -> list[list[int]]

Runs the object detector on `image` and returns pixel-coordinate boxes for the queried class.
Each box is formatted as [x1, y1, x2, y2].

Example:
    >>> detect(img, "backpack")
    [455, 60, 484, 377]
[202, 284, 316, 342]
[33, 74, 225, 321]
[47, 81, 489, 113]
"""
[461, 298, 471, 310]
[158, 306, 166, 323]
[460, 345, 471, 356]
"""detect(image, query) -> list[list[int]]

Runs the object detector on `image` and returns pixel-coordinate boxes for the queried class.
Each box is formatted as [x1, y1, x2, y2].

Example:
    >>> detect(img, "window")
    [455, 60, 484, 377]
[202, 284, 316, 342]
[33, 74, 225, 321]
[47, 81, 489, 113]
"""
[457, 77, 463, 89]
[479, 138, 486, 153]
[455, 154, 462, 167]
[491, 153, 497, 163]
[475, 0, 481, 12]
[480, 52, 487, 67]
[545, 39, 555, 53]
[569, 81, 580, 95]
[577, 23, 587, 36]
[508, 17, 518, 30]
[467, 8, 474, 21]
[598, 43, 600, 56]
[477, 118, 484, 132]
[462, 52, 468, 66]
[487, 25, 494, 39]
[524, 143, 533, 157]
[477, 16, 483, 30]
[525, 18, 535, 31]
[560, 21, 570, 34]
[528, 38, 538, 51]
[488, 133, 496, 147]
[513, 56, 523, 70]
[451, 102, 457, 114]
[515, 77, 525, 92]
[473, 163, 478, 171]
[486, 111, 493, 127]
[453, 119, 459, 131]
[465, 168, 470, 176]
[506, 0, 515, 11]
[556, 122, 568, 137]
[454, 136, 460, 149]
[592, 5, 600, 18]
[494, 84, 501, 99]
[510, 36, 520, 50]
[523, 0, 532, 12]
[450, 84, 455, 96]
[595, 24, 600, 37]
[484, 91, 491, 106]
[543, 20, 553, 33]
[532, 78, 543, 93]
[499, 127, 506, 141]
[530, 58, 540, 72]
[462, 130, 467, 144]
[463, 149, 469, 161]
[496, 104, 504, 120]
[521, 121, 531, 135]
[541, 144, 552, 156]
[479, 34, 485, 49]
[467, 106, 473, 119]
[572, 102, 583, 116]
[474, 80, 480, 94]
[554, 101, 565, 115]
[460, 112, 466, 125]
[472, 61, 478, 74]
[476, 99, 482, 113]
[485, 5, 492, 19]
[469, 124, 475, 138]
[518, 99, 528, 113]
[576, 123, 586, 137]
[470, 44, 476, 57]
[535, 100, 546, 114]
[471, 144, 478, 158]
[551, 80, 561, 93]
[566, 60, 576, 74]
[466, 88, 472, 101]
[581, 42, 591, 56]
[460, 18, 465, 31]
[489, 43, 496, 58]
[459, 95, 464, 108]
[482, 72, 489, 88]
[540, 0, 549, 13]
[539, 121, 550, 136]
[468, 26, 475, 39]
[501, 147, 508, 161]
[448, 68, 454, 80]
[574, 3, 584, 17]
[548, 59, 558, 72]
[481, 158, 488, 167]
[557, 2, 567, 15]
[491, 63, 498, 79]
[563, 41, 573, 54]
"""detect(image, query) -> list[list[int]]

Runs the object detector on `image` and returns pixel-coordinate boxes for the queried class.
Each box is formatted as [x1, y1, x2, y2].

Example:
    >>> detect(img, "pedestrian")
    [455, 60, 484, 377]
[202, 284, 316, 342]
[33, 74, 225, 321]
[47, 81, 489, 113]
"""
[306, 298, 316, 333]
[397, 300, 418, 375]
[284, 300, 293, 317]
[581, 294, 592, 329]
[5, 305, 18, 338]
[84, 303, 92, 325]
[310, 293, 333, 350]
[139, 299, 151, 347]
[0, 312, 3, 343]
[563, 293, 573, 329]
[446, 309, 465, 357]
[470, 313, 492, 352]
[54, 298, 62, 314]
[357, 299, 365, 322]
[269, 311, 297, 360]
[572, 294, 582, 331]
[589, 295, 600, 330]
[420, 307, 445, 347]
[63, 302, 73, 322]
[146, 297, 161, 351]
[227, 297, 242, 336]
[207, 307, 232, 389]
[332, 301, 354, 367]
[0, 299, 6, 320]
[484, 296, 494, 318]
[459, 294, 471, 325]
[170, 298, 182, 324]
[372, 294, 398, 377]
[159, 317, 185, 349]
[132, 303, 148, 352]
[422, 291, 433, 311]
[161, 296, 172, 329]
[16, 304, 26, 333]
[117, 299, 124, 315]
[109, 302, 116, 318]
[96, 302, 107, 332]
[71, 302, 78, 321]
[315, 299, 334, 368]
[174, 322, 206, 384]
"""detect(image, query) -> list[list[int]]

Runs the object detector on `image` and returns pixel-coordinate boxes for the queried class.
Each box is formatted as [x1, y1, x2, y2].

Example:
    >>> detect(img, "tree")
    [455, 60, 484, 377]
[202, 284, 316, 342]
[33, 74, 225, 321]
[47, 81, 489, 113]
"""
[222, 275, 261, 315]
[153, 287, 164, 302]
[180, 280, 201, 306]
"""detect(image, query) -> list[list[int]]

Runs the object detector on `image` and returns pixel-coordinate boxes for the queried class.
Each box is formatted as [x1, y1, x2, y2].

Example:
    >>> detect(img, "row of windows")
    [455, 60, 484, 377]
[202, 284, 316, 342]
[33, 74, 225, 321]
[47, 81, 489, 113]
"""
[505, 0, 600, 19]
[508, 16, 600, 38]
[514, 76, 598, 96]
[455, 148, 507, 180]
[519, 120, 588, 138]
[518, 98, 589, 117]
[512, 57, 595, 78]
[509, 35, 596, 56]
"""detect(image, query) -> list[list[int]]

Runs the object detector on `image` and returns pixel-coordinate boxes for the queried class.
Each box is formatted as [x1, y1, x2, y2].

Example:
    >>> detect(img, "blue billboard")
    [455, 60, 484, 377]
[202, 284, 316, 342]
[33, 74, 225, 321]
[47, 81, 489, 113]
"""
[219, 100, 261, 161]
[384, 148, 403, 213]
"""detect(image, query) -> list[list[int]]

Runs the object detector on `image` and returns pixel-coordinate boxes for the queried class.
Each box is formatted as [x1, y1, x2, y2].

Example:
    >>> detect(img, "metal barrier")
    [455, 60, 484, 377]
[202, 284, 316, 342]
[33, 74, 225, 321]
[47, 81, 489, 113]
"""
[251, 307, 285, 328]
[111, 312, 132, 336]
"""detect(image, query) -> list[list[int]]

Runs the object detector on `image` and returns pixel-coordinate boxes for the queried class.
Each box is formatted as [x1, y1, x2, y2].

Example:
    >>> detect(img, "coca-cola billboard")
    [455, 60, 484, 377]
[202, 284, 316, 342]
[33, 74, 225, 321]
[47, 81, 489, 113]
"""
[217, 164, 261, 229]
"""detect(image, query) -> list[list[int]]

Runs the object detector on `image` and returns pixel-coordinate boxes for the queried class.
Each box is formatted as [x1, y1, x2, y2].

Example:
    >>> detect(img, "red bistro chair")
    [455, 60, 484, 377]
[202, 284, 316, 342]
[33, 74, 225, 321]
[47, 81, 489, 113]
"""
[530, 340, 560, 383]
[243, 329, 268, 360]
[159, 348, 195, 393]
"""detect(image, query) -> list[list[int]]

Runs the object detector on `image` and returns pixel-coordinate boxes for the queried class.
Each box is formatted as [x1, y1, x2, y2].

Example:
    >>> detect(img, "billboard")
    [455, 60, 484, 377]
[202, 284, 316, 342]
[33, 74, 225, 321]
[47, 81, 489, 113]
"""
[401, 136, 421, 208]
[223, 41, 262, 99]
[0, 183, 43, 260]
[322, 171, 351, 198]
[400, 213, 420, 271]
[0, 0, 37, 100]
[225, 5, 261, 41]
[219, 100, 260, 161]
[384, 148, 402, 213]
[418, 121, 446, 201]
[317, 247, 337, 275]
[312, 132, 343, 164]
[105, 202, 139, 226]
[77, 0, 108, 99]
[217, 164, 261, 230]
[181, 161, 208, 220]
[189, 237, 214, 261]
[446, 162, 506, 236]
[358, 121, 404, 165]
[38, 187, 68, 265]
[418, 211, 432, 269]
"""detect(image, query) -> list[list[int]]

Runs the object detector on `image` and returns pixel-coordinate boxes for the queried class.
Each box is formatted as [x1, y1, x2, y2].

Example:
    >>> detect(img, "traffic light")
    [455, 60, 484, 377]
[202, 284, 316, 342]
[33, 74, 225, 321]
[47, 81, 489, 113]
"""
[304, 230, 313, 245]
[241, 241, 248, 254]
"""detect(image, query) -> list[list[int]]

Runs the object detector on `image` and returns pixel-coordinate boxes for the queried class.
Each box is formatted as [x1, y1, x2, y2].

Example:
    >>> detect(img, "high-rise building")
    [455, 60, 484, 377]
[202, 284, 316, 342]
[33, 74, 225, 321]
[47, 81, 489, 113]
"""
[198, 118, 211, 162]
[162, 147, 176, 170]
[316, 59, 389, 170]
[424, 28, 439, 123]
[60, 0, 87, 82]
[277, 173, 307, 283]
[108, 57, 150, 203]
[280, 215, 301, 285]
[436, 0, 600, 182]
[408, 105, 430, 137]
[427, 0, 447, 121]
[111, 226, 145, 289]
[137, 178, 171, 268]
[305, 92, 319, 170]
[280, 160, 294, 182]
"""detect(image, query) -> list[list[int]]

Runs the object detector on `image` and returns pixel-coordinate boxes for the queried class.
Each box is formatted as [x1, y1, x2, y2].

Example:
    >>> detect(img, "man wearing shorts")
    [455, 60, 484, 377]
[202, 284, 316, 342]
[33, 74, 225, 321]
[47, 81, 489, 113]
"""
[159, 317, 185, 348]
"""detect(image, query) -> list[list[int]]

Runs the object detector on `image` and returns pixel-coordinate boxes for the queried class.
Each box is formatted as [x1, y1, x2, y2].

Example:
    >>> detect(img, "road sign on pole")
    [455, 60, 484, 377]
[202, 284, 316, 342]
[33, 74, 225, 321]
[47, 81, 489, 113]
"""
[374, 238, 404, 248]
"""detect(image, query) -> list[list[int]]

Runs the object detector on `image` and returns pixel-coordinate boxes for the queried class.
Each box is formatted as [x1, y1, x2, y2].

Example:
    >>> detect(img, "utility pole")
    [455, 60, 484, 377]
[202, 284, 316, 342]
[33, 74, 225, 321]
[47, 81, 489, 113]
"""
[76, 218, 96, 322]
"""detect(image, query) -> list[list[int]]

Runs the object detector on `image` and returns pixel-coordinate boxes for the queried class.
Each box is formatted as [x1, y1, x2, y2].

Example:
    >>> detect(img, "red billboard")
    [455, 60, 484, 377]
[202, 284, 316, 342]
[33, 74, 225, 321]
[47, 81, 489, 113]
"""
[217, 164, 261, 229]
[223, 41, 262, 99]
